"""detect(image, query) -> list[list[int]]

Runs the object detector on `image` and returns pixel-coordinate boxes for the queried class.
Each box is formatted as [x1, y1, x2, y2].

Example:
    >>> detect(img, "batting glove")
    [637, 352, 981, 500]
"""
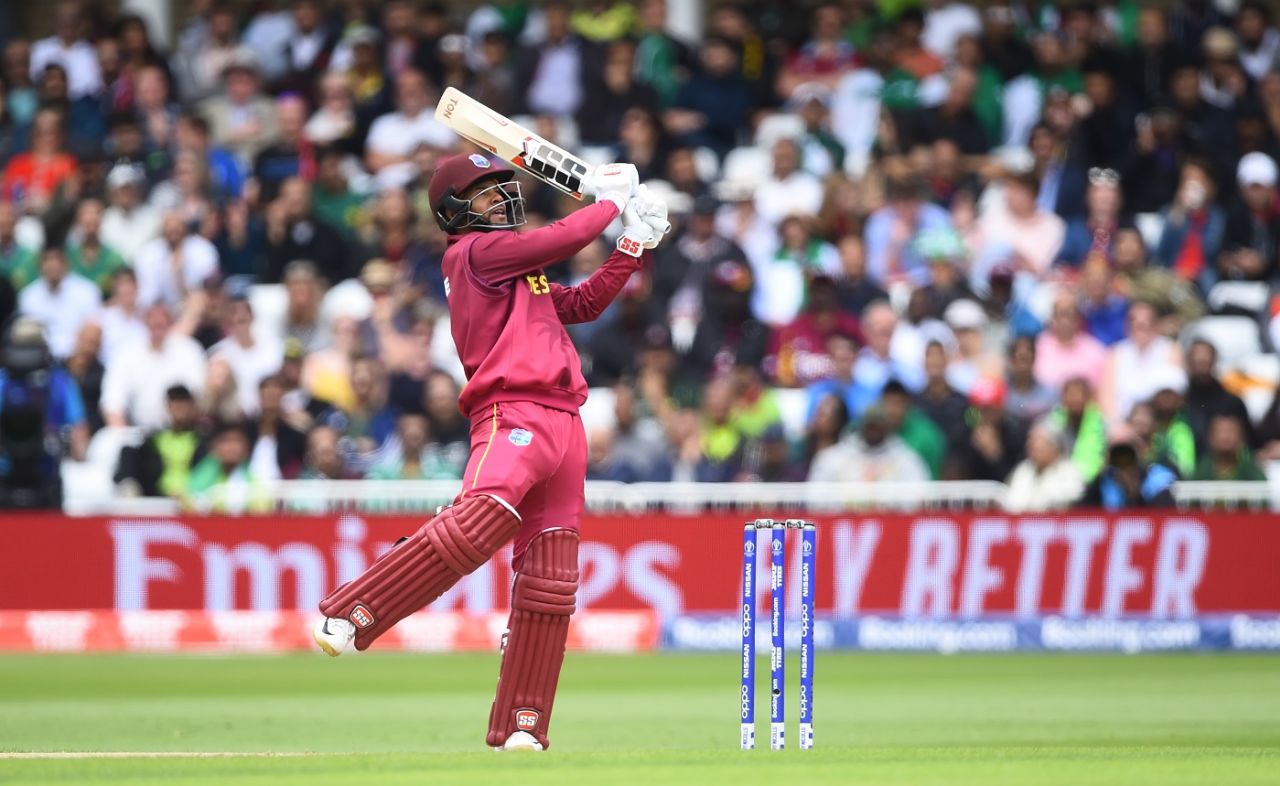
[630, 184, 671, 248]
[616, 202, 658, 257]
[589, 163, 639, 212]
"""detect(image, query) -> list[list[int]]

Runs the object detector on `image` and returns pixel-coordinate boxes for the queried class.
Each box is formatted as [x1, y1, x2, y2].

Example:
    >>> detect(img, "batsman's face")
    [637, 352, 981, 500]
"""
[464, 178, 508, 224]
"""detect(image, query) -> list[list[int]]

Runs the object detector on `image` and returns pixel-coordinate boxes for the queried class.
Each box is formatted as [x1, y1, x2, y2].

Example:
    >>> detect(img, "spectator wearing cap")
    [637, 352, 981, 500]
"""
[209, 295, 282, 417]
[29, 1, 103, 101]
[666, 35, 752, 159]
[101, 302, 207, 429]
[766, 275, 862, 388]
[133, 210, 220, 310]
[17, 247, 100, 360]
[65, 198, 126, 295]
[100, 162, 162, 262]
[1080, 439, 1177, 510]
[1035, 293, 1107, 392]
[1099, 301, 1183, 425]
[916, 228, 976, 316]
[1004, 336, 1056, 423]
[943, 299, 1002, 395]
[1045, 376, 1108, 484]
[1005, 420, 1084, 512]
[1193, 411, 1266, 481]
[975, 168, 1065, 279]
[1147, 366, 1197, 478]
[1220, 152, 1280, 282]
[808, 402, 930, 483]
[364, 68, 454, 179]
[200, 52, 280, 166]
[791, 85, 845, 178]
[864, 176, 952, 287]
[881, 379, 946, 479]
[1200, 27, 1247, 111]
[959, 376, 1026, 482]
[1154, 159, 1226, 292]
[262, 177, 351, 284]
[113, 384, 206, 498]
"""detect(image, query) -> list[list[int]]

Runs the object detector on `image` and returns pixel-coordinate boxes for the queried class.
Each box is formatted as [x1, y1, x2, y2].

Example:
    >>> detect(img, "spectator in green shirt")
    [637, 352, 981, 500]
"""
[0, 199, 38, 291]
[1193, 413, 1266, 481]
[881, 378, 945, 478]
[1148, 369, 1197, 478]
[1046, 377, 1108, 483]
[65, 198, 127, 294]
[186, 421, 255, 501]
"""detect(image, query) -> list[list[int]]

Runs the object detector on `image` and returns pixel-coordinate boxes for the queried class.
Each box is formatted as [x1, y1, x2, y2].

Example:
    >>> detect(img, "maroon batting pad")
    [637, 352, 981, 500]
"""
[319, 495, 520, 650]
[486, 528, 579, 749]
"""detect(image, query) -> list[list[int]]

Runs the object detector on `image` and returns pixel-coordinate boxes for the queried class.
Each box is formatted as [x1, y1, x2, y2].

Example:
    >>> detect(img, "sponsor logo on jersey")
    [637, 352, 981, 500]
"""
[515, 709, 540, 730]
[509, 428, 533, 446]
[469, 154, 491, 168]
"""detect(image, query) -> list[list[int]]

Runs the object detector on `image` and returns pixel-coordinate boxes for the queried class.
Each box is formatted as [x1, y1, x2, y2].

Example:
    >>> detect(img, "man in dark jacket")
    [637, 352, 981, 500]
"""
[1184, 339, 1251, 449]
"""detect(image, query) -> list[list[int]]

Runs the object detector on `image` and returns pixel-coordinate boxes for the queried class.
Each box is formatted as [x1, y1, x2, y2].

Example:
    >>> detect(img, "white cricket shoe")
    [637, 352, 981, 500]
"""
[313, 617, 356, 657]
[494, 731, 544, 752]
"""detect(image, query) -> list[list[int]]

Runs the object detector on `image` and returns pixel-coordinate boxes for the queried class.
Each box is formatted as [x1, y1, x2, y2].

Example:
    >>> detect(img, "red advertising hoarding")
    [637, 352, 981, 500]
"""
[3, 512, 1278, 619]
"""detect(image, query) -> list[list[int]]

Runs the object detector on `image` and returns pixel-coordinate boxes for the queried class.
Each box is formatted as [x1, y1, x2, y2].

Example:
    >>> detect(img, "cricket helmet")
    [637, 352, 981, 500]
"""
[428, 153, 526, 233]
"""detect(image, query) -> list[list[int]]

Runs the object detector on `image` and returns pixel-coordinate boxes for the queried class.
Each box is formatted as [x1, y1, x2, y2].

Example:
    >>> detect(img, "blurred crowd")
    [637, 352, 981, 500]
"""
[3, 0, 1280, 511]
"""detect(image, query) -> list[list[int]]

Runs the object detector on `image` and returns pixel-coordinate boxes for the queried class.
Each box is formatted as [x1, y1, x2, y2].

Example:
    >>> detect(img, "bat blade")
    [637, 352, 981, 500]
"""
[435, 87, 592, 200]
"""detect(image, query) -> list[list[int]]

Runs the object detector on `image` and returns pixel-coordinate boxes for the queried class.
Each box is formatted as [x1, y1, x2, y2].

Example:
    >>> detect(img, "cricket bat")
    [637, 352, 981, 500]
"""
[435, 87, 593, 200]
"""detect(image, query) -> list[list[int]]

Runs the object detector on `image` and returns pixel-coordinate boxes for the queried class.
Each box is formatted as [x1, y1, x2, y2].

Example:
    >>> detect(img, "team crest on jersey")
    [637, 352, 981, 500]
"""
[469, 154, 491, 168]
[509, 428, 533, 446]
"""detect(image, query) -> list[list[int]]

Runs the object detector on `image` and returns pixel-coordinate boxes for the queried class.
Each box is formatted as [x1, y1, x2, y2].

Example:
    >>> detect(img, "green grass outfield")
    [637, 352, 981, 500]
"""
[0, 652, 1276, 785]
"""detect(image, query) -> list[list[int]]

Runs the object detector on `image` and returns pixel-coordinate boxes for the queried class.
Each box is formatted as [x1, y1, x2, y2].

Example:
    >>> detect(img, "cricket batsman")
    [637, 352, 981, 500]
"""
[312, 152, 669, 751]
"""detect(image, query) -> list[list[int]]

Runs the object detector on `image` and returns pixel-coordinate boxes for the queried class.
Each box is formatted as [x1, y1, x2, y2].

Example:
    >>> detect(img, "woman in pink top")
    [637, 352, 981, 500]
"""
[1034, 292, 1108, 391]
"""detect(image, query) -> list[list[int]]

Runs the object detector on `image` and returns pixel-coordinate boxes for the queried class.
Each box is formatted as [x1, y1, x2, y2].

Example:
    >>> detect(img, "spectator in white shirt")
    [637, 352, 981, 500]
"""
[96, 267, 148, 367]
[100, 163, 162, 263]
[134, 211, 221, 309]
[1004, 420, 1084, 512]
[29, 1, 103, 100]
[753, 138, 824, 228]
[365, 68, 455, 177]
[18, 247, 101, 359]
[208, 296, 282, 416]
[100, 302, 207, 429]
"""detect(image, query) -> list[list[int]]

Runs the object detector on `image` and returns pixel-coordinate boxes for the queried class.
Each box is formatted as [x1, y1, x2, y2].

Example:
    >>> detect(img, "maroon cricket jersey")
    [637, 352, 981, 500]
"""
[443, 201, 644, 418]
